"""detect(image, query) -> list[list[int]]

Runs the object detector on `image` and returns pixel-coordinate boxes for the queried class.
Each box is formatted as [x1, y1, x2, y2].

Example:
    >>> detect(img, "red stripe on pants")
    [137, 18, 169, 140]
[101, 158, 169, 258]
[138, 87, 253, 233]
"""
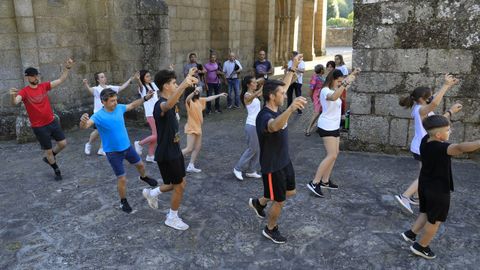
[268, 173, 274, 201]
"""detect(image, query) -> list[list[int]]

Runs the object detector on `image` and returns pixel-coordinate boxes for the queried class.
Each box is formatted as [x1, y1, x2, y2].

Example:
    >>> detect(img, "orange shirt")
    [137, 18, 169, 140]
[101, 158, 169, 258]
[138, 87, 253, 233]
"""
[184, 98, 207, 135]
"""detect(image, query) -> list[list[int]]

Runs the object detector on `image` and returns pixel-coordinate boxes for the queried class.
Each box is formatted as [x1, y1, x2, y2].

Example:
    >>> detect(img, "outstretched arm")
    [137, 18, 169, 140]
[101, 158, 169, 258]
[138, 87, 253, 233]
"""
[268, 97, 307, 132]
[205, 92, 227, 102]
[447, 140, 480, 156]
[282, 54, 303, 91]
[419, 74, 459, 117]
[80, 113, 94, 129]
[118, 71, 138, 92]
[82, 79, 94, 95]
[126, 90, 154, 111]
[51, 58, 75, 88]
[327, 68, 361, 101]
[160, 68, 198, 112]
[10, 88, 22, 106]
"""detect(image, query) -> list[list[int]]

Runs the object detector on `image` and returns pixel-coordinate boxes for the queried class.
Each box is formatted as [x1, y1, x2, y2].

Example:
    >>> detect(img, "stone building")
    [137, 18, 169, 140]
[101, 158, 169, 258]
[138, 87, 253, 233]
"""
[0, 0, 329, 141]
[349, 0, 480, 156]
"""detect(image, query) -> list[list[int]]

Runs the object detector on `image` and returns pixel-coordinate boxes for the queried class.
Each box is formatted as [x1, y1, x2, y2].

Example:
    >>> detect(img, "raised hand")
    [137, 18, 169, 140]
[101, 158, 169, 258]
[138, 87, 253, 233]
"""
[65, 58, 75, 69]
[449, 103, 463, 114]
[289, 96, 307, 112]
[185, 75, 199, 86]
[80, 113, 89, 123]
[9, 88, 18, 95]
[169, 64, 175, 70]
[133, 71, 140, 81]
[188, 67, 198, 77]
[82, 79, 89, 86]
[292, 54, 303, 69]
[444, 73, 459, 87]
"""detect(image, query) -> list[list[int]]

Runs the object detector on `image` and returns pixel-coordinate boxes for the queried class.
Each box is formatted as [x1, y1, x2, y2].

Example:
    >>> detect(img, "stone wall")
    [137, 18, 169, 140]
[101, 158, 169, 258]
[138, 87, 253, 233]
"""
[350, 0, 480, 157]
[326, 27, 353, 47]
[0, 0, 169, 142]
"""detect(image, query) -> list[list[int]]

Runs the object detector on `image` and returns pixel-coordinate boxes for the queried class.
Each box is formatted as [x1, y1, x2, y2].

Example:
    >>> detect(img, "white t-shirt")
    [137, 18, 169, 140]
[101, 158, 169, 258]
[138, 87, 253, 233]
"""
[93, 85, 120, 113]
[317, 87, 342, 131]
[337, 65, 349, 76]
[287, 60, 306, 84]
[410, 104, 434, 155]
[139, 82, 159, 117]
[245, 97, 261, 126]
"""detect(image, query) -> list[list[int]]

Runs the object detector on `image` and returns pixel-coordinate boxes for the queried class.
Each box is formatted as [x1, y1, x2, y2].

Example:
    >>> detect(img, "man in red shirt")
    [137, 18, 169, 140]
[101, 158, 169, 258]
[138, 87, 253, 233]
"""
[10, 58, 75, 180]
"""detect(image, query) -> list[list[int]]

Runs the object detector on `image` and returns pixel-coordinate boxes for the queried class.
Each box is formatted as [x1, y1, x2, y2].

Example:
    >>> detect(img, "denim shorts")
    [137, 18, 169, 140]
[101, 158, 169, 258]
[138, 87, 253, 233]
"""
[106, 146, 141, 177]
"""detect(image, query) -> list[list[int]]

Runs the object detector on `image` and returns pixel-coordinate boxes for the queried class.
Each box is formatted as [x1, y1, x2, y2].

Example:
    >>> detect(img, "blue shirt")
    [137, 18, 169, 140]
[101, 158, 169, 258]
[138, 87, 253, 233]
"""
[91, 104, 131, 152]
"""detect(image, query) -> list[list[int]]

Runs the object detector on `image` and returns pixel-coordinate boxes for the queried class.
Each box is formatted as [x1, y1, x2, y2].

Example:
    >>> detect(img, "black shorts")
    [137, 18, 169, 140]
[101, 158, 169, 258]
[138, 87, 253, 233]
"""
[32, 119, 66, 150]
[157, 155, 186, 185]
[419, 188, 450, 224]
[317, 127, 340, 137]
[412, 152, 421, 161]
[262, 162, 296, 202]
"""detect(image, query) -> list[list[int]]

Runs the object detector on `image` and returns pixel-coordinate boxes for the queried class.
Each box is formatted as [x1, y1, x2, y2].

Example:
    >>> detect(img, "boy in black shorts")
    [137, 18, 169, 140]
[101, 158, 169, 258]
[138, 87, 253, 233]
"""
[142, 68, 198, 231]
[10, 59, 75, 180]
[401, 115, 480, 259]
[248, 54, 307, 244]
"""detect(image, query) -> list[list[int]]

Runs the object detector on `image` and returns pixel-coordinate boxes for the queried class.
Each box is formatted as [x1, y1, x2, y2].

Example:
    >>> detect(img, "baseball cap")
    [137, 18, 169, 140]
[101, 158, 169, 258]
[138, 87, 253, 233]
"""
[24, 67, 40, 76]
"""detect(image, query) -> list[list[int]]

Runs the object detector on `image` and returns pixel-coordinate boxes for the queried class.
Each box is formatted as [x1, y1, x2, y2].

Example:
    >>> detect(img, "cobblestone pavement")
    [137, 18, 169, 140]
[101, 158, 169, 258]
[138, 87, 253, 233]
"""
[1, 102, 479, 269]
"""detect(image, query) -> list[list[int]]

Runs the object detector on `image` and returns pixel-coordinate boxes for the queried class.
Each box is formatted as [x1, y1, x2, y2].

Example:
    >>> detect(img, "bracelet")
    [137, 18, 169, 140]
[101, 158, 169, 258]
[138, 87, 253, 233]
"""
[341, 80, 349, 87]
[288, 68, 297, 73]
[447, 110, 452, 117]
[143, 96, 148, 102]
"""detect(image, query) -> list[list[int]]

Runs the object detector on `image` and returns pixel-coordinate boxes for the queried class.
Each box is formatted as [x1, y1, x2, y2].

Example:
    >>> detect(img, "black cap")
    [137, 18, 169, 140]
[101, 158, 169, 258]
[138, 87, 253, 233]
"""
[24, 67, 39, 76]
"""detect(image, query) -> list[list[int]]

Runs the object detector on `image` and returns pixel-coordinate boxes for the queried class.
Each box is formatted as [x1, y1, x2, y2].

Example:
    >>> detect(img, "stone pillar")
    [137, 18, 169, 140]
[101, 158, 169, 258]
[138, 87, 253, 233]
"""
[210, 0, 232, 59]
[13, 0, 37, 143]
[313, 0, 327, 56]
[300, 0, 315, 61]
[255, 0, 275, 62]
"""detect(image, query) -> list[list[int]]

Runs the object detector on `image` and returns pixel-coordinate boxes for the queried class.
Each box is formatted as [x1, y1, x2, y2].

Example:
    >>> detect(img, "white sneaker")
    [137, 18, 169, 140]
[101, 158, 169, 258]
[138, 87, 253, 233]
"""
[97, 148, 106, 156]
[165, 215, 189, 230]
[186, 164, 202, 173]
[146, 155, 155, 163]
[134, 141, 143, 155]
[142, 188, 158, 209]
[84, 142, 92, 155]
[233, 168, 243, 181]
[245, 172, 261, 178]
[395, 194, 413, 214]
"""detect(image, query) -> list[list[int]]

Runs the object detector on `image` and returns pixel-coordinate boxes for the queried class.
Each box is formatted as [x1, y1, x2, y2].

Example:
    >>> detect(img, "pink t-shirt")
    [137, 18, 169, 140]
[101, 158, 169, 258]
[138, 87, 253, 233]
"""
[204, 62, 220, 84]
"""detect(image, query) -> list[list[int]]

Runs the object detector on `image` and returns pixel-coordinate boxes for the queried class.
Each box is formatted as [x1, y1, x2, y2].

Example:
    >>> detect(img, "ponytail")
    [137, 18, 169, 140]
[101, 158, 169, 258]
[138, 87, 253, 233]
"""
[241, 75, 254, 107]
[399, 86, 432, 108]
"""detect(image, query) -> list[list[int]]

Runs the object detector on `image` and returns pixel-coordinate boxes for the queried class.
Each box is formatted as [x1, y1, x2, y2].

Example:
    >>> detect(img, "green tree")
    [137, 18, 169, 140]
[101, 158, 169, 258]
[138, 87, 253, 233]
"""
[327, 0, 353, 20]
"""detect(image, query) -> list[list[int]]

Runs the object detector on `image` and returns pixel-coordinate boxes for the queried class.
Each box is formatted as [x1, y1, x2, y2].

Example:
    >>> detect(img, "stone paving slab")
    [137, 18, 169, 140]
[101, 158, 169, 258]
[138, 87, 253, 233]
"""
[0, 103, 479, 269]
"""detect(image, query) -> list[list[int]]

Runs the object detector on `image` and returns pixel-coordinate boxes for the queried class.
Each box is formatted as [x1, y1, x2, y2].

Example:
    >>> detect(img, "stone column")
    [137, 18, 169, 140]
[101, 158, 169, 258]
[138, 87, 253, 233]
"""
[313, 0, 327, 56]
[300, 0, 315, 61]
[255, 0, 275, 61]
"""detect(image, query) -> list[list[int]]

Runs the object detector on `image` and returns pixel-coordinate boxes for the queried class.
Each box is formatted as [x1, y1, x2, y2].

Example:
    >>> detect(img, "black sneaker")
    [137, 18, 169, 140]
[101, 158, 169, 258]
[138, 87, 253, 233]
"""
[307, 181, 324, 197]
[54, 168, 62, 181]
[139, 176, 158, 187]
[410, 242, 436, 259]
[249, 198, 266, 218]
[401, 230, 416, 243]
[320, 180, 338, 190]
[42, 156, 54, 165]
[262, 225, 286, 244]
[120, 199, 133, 213]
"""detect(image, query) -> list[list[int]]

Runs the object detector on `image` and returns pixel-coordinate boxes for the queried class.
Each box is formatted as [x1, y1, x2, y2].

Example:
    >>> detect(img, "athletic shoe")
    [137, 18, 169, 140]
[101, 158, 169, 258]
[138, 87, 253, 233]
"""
[215, 109, 222, 113]
[134, 141, 143, 156]
[410, 242, 436, 259]
[245, 172, 261, 179]
[401, 230, 416, 243]
[146, 155, 155, 163]
[139, 176, 158, 187]
[84, 142, 92, 155]
[320, 180, 338, 190]
[233, 168, 243, 181]
[233, 105, 240, 109]
[262, 225, 286, 244]
[165, 215, 189, 230]
[120, 199, 133, 213]
[54, 168, 62, 181]
[142, 188, 158, 209]
[186, 164, 202, 173]
[395, 194, 414, 214]
[227, 105, 233, 109]
[248, 198, 266, 218]
[408, 196, 419, 205]
[97, 148, 106, 156]
[307, 181, 324, 197]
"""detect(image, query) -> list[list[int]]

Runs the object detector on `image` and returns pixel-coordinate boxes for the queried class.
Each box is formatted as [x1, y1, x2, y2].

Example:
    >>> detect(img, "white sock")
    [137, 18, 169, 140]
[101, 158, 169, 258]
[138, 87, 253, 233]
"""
[169, 209, 178, 217]
[150, 187, 161, 197]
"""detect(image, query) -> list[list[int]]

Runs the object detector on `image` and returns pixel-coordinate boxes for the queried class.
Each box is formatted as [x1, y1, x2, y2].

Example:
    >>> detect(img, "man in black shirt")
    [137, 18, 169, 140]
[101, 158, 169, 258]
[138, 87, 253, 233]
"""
[248, 54, 306, 244]
[253, 50, 273, 79]
[142, 67, 198, 231]
[401, 115, 480, 259]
